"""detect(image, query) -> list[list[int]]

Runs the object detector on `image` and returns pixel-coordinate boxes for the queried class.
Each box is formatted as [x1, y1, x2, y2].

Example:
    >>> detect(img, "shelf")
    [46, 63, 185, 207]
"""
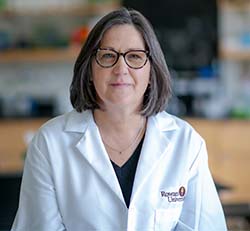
[0, 46, 81, 63]
[0, 2, 120, 17]
[8, 46, 249, 64]
[219, 47, 250, 61]
[218, 0, 250, 11]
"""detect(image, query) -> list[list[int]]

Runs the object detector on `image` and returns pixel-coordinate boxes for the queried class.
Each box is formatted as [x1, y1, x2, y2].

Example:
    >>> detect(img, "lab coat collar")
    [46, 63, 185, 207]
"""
[64, 109, 179, 133]
[151, 111, 179, 132]
[64, 109, 92, 133]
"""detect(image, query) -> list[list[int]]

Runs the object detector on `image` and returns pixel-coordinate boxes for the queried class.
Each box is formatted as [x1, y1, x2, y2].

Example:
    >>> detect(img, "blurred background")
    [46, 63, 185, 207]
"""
[0, 0, 249, 230]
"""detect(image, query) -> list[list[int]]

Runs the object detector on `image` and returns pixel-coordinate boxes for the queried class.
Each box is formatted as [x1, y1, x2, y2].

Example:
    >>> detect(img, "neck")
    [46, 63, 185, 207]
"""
[93, 108, 147, 158]
[93, 108, 144, 132]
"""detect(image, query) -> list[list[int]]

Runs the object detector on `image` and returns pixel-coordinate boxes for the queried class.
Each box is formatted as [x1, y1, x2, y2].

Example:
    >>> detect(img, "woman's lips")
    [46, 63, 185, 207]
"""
[110, 83, 131, 87]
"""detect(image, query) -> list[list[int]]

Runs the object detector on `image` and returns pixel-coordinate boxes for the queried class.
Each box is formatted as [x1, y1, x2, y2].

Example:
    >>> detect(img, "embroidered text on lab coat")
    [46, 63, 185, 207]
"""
[161, 186, 186, 203]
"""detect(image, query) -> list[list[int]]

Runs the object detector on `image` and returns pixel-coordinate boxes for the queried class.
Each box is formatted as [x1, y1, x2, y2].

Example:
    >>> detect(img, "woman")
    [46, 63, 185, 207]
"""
[12, 8, 227, 231]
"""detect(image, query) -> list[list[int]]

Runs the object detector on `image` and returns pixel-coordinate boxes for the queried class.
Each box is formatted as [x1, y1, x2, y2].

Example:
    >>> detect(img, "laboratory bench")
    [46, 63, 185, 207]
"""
[0, 117, 250, 229]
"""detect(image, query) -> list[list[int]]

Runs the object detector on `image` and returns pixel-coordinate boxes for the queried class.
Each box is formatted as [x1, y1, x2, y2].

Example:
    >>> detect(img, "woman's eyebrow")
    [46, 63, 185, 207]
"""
[99, 47, 146, 51]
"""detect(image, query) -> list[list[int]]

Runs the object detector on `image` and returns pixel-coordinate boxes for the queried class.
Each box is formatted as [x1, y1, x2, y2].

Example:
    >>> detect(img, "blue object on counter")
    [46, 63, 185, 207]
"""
[0, 31, 11, 50]
[197, 65, 217, 79]
[241, 32, 250, 47]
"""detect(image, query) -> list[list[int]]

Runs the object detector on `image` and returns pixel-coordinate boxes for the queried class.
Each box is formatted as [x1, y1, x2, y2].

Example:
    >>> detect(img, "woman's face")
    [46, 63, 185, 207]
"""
[91, 24, 151, 111]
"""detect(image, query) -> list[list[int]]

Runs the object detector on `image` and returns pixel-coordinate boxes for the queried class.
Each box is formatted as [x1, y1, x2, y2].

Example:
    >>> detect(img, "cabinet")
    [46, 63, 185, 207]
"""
[187, 118, 250, 205]
[0, 118, 48, 173]
[218, 0, 250, 118]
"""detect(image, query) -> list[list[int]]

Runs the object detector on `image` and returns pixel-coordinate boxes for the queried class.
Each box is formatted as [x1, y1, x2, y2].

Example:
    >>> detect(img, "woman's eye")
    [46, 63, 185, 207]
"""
[102, 53, 116, 59]
[127, 53, 143, 60]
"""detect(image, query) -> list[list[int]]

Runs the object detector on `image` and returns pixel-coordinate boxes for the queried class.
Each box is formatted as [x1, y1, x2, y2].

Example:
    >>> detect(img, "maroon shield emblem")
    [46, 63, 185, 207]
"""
[179, 186, 186, 197]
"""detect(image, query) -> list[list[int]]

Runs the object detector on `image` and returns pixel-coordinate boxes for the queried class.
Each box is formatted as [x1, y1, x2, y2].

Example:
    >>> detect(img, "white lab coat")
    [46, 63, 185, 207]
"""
[12, 110, 227, 231]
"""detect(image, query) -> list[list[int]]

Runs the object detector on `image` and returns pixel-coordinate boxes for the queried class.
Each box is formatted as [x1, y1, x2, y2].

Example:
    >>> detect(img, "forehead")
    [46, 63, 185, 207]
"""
[100, 24, 145, 49]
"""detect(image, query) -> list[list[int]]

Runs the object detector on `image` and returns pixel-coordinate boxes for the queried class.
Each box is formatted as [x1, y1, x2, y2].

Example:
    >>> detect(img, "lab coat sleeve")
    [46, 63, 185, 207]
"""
[11, 135, 66, 231]
[175, 141, 227, 231]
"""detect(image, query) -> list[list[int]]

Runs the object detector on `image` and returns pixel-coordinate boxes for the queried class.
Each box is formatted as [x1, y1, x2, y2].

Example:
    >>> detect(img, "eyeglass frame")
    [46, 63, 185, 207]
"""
[94, 48, 150, 69]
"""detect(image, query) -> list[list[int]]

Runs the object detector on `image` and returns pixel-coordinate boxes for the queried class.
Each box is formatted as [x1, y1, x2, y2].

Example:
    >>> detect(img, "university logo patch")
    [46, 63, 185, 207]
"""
[161, 186, 186, 203]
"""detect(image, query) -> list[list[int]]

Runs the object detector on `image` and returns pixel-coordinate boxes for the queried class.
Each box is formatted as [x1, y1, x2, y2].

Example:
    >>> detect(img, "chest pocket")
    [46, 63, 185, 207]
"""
[154, 208, 180, 231]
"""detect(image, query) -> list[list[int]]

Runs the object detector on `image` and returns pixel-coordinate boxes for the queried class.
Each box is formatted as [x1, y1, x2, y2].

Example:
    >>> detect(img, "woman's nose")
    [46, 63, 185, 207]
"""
[113, 55, 129, 75]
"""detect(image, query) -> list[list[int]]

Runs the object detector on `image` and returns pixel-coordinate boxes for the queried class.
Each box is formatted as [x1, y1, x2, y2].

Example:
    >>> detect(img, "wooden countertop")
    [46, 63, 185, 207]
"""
[0, 117, 250, 205]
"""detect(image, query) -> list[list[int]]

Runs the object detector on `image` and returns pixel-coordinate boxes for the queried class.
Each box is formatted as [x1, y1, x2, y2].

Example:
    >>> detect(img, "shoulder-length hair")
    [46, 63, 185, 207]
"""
[70, 7, 171, 117]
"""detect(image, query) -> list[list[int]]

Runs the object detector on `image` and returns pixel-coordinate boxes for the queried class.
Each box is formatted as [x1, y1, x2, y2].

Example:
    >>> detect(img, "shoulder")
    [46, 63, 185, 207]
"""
[32, 110, 92, 144]
[40, 109, 91, 133]
[152, 111, 205, 146]
[154, 111, 201, 135]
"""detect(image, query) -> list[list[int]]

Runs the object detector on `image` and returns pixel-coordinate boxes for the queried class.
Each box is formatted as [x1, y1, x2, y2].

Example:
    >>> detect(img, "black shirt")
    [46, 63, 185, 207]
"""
[111, 136, 144, 208]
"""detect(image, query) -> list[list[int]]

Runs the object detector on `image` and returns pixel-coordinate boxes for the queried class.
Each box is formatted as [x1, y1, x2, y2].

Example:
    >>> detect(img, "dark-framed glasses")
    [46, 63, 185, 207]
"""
[94, 48, 150, 69]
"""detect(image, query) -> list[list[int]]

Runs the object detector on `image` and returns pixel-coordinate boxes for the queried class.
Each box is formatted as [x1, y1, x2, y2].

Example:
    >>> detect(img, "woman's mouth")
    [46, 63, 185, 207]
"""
[110, 83, 131, 87]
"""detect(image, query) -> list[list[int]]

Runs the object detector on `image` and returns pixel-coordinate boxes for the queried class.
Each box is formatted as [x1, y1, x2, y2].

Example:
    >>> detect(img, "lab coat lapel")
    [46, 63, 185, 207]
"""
[131, 112, 178, 202]
[69, 111, 124, 204]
